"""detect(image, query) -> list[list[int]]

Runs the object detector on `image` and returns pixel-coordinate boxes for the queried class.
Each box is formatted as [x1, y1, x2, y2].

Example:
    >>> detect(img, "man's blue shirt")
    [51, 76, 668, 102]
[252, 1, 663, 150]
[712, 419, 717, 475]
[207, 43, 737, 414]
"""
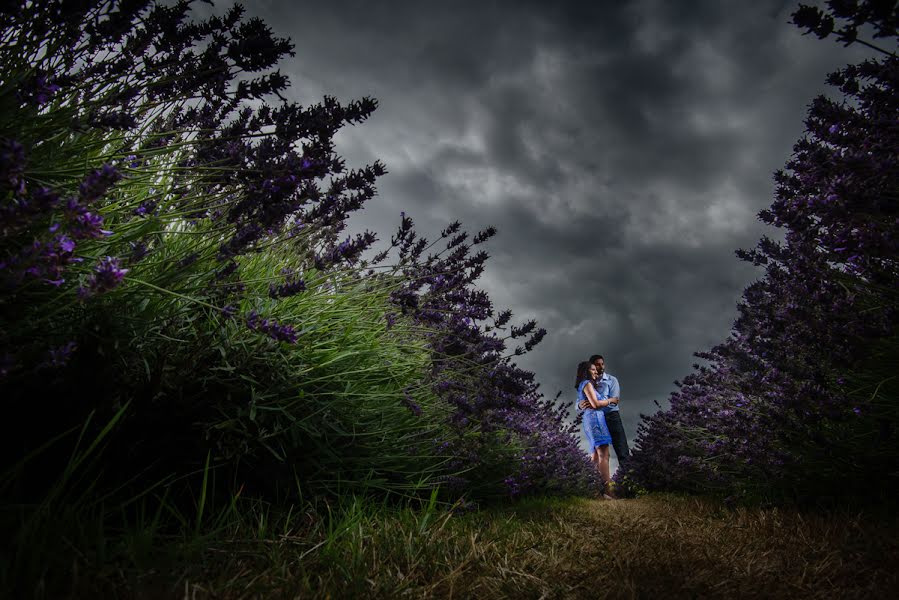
[595, 372, 620, 413]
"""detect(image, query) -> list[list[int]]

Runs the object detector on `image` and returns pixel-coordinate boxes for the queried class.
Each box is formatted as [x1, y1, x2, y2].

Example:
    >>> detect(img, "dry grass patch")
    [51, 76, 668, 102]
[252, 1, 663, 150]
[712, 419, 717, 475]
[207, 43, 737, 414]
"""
[565, 495, 898, 598]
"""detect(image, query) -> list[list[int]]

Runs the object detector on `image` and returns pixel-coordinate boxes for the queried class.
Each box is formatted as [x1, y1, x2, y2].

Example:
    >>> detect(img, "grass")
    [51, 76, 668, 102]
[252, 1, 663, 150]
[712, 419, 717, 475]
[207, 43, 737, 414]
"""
[56, 493, 899, 599]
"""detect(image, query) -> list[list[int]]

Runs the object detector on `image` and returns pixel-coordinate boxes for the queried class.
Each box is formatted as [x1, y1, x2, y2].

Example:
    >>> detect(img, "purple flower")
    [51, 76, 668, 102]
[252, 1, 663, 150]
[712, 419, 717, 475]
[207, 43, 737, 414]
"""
[313, 232, 378, 270]
[57, 235, 75, 253]
[129, 241, 149, 263]
[40, 233, 80, 284]
[88, 110, 137, 130]
[268, 275, 306, 299]
[79, 164, 121, 204]
[402, 389, 422, 416]
[177, 253, 199, 268]
[246, 310, 298, 344]
[134, 200, 157, 217]
[0, 138, 26, 196]
[78, 256, 128, 298]
[43, 341, 77, 368]
[70, 210, 112, 238]
[19, 73, 60, 106]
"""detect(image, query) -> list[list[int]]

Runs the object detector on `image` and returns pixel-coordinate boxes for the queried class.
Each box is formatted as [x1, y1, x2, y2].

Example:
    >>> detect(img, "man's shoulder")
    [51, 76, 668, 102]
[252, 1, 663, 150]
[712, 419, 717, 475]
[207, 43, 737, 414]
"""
[606, 372, 619, 382]
[606, 373, 620, 393]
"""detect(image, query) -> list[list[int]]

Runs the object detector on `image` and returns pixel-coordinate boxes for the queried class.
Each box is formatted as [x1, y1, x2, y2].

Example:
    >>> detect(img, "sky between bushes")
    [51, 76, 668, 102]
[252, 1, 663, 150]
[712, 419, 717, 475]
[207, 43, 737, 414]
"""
[206, 0, 879, 468]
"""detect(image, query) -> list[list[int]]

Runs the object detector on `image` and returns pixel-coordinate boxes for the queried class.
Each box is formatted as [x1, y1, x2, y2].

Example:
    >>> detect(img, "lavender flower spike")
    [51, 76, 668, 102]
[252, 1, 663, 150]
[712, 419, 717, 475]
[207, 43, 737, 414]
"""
[246, 310, 299, 344]
[78, 256, 128, 298]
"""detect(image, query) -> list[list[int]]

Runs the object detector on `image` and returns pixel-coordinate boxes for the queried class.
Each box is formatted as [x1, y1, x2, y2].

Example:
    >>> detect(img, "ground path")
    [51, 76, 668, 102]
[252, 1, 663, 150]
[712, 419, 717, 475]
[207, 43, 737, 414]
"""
[154, 494, 898, 599]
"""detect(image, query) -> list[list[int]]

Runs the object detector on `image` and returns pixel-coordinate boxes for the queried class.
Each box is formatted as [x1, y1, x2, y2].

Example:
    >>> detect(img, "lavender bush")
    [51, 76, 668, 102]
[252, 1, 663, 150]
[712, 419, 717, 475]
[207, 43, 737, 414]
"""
[376, 215, 599, 499]
[0, 0, 594, 532]
[0, 0, 436, 502]
[620, 1, 898, 504]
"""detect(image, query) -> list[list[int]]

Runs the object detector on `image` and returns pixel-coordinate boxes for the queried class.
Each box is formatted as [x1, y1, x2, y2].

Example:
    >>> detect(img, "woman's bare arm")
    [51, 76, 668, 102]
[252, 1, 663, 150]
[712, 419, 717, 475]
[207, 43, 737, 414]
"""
[583, 382, 610, 409]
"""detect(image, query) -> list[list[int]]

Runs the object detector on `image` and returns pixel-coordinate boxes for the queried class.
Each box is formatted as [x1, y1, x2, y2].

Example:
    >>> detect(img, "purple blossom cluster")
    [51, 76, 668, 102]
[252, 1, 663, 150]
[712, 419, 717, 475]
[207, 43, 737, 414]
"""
[269, 271, 306, 299]
[313, 231, 379, 271]
[619, 2, 899, 503]
[246, 310, 298, 344]
[78, 256, 128, 298]
[41, 341, 77, 369]
[17, 72, 60, 106]
[1, 151, 121, 289]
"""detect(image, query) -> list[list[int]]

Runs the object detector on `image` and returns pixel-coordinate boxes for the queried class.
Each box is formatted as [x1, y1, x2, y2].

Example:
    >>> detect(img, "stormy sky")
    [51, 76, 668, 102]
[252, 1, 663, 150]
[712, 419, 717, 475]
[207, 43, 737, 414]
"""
[223, 1, 876, 466]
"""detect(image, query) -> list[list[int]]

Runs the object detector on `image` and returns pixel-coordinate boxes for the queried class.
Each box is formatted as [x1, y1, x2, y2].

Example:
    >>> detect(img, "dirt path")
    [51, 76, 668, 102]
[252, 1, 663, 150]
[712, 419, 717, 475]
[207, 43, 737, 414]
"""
[527, 495, 899, 598]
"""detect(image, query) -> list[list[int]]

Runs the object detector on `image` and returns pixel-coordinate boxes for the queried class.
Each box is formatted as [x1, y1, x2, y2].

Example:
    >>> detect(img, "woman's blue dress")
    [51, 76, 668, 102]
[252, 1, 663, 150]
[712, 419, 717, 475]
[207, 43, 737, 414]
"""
[578, 380, 612, 450]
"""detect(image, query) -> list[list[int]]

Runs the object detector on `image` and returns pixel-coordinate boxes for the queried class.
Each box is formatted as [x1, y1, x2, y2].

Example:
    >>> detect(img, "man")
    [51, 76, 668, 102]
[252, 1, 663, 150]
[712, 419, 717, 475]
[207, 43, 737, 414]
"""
[578, 354, 629, 468]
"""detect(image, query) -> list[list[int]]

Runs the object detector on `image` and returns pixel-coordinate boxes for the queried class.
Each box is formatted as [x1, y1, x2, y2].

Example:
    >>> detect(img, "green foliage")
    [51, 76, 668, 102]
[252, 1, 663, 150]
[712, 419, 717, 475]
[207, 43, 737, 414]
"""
[0, 0, 460, 505]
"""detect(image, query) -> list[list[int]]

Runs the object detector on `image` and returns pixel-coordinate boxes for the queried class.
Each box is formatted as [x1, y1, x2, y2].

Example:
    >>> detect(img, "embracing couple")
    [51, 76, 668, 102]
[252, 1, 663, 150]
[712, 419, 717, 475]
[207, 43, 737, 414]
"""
[575, 354, 629, 499]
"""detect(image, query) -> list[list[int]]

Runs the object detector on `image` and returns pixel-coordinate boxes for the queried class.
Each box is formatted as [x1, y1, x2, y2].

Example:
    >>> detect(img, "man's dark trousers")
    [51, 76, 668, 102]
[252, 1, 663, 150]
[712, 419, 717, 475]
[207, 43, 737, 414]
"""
[605, 411, 629, 465]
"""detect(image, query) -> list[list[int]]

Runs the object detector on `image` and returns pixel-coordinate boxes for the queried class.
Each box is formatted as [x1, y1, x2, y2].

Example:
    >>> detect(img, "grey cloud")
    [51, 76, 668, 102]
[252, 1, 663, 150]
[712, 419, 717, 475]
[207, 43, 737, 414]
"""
[234, 0, 879, 463]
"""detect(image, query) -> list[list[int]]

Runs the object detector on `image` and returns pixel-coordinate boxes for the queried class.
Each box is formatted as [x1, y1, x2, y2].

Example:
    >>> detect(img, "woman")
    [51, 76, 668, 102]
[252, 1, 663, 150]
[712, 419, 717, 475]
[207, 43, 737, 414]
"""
[575, 360, 614, 498]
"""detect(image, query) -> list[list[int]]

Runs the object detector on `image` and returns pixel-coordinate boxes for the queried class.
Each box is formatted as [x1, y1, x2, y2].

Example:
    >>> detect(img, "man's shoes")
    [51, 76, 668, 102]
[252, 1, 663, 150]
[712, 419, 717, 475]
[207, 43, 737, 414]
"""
[602, 482, 617, 500]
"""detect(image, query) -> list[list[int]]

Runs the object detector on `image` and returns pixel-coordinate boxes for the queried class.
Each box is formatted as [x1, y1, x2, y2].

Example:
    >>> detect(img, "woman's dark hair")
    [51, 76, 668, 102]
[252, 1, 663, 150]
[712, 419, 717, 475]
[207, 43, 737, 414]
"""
[575, 360, 592, 389]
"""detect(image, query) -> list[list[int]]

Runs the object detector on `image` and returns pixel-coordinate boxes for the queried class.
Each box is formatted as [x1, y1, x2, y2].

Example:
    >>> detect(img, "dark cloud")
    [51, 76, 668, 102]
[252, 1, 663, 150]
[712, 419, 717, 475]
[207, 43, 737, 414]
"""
[229, 0, 878, 467]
